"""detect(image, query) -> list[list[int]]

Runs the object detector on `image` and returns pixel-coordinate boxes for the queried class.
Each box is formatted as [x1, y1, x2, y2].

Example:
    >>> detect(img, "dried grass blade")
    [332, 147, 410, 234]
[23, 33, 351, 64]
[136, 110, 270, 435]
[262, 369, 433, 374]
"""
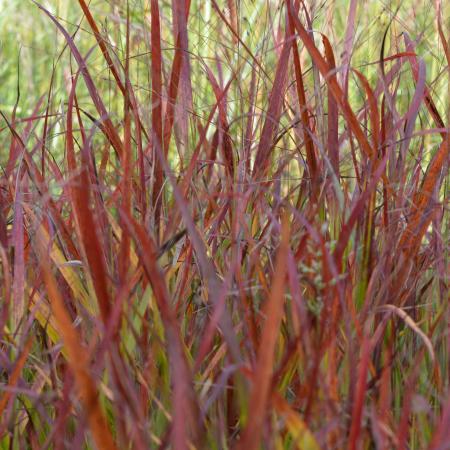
[379, 304, 435, 363]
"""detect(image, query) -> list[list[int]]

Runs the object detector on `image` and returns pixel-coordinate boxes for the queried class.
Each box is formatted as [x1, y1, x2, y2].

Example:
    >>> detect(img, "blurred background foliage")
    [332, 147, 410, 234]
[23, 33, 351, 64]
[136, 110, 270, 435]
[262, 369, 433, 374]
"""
[0, 0, 448, 161]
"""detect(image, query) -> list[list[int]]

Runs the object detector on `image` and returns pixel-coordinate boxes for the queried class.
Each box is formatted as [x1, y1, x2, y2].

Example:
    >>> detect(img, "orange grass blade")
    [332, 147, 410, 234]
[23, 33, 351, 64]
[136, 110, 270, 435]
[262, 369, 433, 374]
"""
[235, 215, 290, 450]
[33, 225, 118, 450]
[0, 337, 32, 418]
[398, 138, 449, 256]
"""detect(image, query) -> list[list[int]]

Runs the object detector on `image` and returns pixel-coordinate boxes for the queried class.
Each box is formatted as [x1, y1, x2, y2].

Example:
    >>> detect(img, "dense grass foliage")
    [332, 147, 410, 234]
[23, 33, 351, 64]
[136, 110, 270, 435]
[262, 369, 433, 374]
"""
[0, 0, 449, 448]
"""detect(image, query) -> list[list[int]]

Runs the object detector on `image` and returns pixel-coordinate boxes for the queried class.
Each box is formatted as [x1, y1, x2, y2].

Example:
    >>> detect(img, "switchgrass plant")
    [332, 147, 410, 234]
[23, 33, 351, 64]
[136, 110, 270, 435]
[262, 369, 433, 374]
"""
[0, 0, 449, 448]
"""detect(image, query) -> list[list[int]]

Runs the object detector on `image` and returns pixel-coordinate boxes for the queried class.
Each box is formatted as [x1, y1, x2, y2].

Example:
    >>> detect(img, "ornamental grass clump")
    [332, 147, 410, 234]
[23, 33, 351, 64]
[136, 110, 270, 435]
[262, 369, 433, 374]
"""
[0, 0, 448, 448]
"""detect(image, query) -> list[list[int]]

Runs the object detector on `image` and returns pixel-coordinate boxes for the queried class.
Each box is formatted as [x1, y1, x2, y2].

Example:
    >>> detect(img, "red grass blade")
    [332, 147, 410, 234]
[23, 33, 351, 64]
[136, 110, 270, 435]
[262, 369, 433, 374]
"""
[252, 38, 291, 178]
[150, 0, 164, 233]
[66, 72, 111, 323]
[323, 35, 340, 176]
[287, 4, 318, 181]
[162, 0, 192, 156]
[119, 210, 200, 449]
[287, 2, 374, 159]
